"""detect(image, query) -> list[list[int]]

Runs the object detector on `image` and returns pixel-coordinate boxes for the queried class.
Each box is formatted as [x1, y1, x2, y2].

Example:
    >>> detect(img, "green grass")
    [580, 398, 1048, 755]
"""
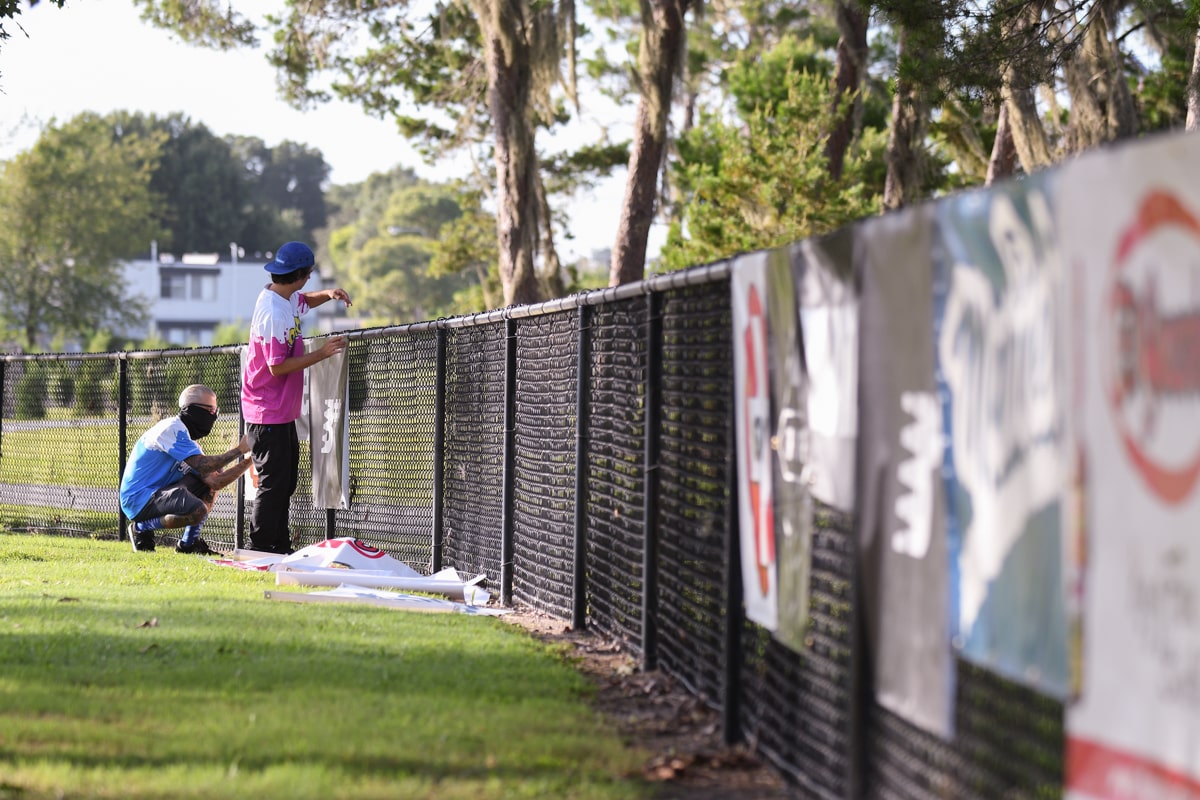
[0, 424, 123, 488]
[0, 419, 241, 490]
[0, 534, 650, 800]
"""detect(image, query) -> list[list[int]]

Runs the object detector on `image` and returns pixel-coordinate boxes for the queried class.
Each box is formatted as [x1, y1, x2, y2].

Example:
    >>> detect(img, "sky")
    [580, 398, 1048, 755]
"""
[0, 0, 653, 264]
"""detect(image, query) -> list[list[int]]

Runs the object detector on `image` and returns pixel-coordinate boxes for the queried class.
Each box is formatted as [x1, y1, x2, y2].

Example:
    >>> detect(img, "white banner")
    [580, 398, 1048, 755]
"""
[1061, 132, 1200, 797]
[731, 252, 779, 631]
[309, 348, 350, 510]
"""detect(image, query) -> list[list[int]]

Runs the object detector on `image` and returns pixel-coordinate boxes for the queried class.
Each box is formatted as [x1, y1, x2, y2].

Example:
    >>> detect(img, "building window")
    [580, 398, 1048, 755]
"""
[158, 324, 216, 346]
[191, 273, 217, 301]
[161, 273, 188, 299]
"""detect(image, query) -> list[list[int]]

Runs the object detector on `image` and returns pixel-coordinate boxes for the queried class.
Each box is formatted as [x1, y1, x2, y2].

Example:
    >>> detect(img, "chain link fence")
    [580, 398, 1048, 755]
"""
[0, 260, 1063, 798]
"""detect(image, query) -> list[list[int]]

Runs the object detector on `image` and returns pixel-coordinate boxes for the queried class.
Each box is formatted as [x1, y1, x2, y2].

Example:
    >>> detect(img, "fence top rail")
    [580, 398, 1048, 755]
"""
[344, 257, 733, 340]
[0, 258, 734, 363]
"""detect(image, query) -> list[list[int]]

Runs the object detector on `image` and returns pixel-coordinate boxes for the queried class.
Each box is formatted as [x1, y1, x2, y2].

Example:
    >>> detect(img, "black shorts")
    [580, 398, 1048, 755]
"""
[133, 473, 214, 522]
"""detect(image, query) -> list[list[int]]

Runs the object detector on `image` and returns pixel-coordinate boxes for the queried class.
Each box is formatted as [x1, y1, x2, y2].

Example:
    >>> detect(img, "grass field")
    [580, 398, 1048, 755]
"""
[0, 534, 650, 800]
[0, 419, 247, 490]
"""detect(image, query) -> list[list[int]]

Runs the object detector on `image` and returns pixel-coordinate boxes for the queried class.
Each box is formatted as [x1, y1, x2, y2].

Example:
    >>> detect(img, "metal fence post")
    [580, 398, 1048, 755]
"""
[432, 327, 448, 573]
[500, 318, 517, 607]
[722, 376, 744, 745]
[118, 356, 129, 533]
[236, 409, 246, 550]
[0, 360, 5, 458]
[572, 304, 592, 630]
[641, 292, 663, 672]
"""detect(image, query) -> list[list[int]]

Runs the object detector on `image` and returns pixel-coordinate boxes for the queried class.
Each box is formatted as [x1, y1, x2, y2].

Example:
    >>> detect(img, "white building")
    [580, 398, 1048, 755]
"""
[122, 245, 345, 346]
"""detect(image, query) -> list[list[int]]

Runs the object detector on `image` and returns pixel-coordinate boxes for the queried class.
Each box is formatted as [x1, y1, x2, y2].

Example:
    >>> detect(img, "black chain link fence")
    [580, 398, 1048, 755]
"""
[0, 262, 1063, 798]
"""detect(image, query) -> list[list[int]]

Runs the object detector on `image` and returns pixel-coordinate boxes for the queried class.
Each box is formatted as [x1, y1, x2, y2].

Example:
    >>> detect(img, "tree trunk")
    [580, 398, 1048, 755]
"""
[1003, 82, 1055, 173]
[826, 0, 869, 181]
[609, 0, 689, 287]
[1187, 21, 1200, 130]
[882, 28, 928, 212]
[535, 169, 567, 298]
[986, 101, 1018, 185]
[1063, 1, 1137, 153]
[477, 0, 543, 306]
[1000, 0, 1054, 173]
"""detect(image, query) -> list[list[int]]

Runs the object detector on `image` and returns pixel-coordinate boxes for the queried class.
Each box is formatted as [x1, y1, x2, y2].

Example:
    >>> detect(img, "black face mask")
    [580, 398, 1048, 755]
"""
[179, 404, 218, 440]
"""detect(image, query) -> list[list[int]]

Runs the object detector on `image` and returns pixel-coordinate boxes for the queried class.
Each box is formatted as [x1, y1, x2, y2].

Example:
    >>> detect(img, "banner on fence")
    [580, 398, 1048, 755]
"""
[731, 249, 820, 642]
[856, 205, 955, 737]
[792, 228, 858, 515]
[1062, 133, 1200, 798]
[309, 348, 350, 510]
[936, 179, 1071, 699]
[766, 247, 815, 651]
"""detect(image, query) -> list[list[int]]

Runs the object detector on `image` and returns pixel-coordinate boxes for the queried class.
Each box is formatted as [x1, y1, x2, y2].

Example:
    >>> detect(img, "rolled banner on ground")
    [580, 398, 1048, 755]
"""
[274, 567, 488, 603]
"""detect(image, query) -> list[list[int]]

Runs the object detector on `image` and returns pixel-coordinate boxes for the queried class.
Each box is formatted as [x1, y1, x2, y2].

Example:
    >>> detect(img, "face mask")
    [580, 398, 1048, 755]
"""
[179, 404, 218, 440]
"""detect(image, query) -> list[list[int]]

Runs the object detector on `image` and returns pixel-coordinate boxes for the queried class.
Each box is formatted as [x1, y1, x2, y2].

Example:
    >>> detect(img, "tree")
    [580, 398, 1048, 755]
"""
[428, 189, 502, 312]
[0, 113, 162, 348]
[609, 0, 692, 287]
[135, 0, 631, 307]
[661, 50, 883, 271]
[109, 111, 247, 254]
[227, 135, 330, 247]
[104, 113, 330, 255]
[327, 180, 476, 322]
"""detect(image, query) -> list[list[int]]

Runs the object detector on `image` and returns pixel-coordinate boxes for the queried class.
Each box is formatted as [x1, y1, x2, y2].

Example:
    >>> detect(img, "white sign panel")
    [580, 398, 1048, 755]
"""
[1061, 133, 1200, 797]
[731, 252, 778, 631]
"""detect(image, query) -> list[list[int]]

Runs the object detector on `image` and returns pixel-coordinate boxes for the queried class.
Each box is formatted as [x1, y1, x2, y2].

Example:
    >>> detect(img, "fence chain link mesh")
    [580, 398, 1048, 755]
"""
[0, 266, 1066, 797]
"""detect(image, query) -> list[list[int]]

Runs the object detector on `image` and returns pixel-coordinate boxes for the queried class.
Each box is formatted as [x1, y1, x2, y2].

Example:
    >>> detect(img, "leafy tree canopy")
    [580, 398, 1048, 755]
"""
[0, 113, 162, 348]
[661, 52, 884, 272]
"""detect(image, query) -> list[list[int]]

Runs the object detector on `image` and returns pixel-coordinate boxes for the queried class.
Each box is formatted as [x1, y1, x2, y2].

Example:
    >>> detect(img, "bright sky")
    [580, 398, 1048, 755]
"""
[0, 0, 647, 263]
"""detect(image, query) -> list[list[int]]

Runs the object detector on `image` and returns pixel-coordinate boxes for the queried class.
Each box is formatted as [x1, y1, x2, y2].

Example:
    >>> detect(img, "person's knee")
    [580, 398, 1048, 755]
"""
[178, 507, 208, 526]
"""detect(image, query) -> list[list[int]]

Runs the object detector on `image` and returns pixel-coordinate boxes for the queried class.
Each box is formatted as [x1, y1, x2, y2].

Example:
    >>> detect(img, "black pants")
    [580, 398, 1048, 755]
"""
[134, 473, 213, 522]
[247, 421, 299, 553]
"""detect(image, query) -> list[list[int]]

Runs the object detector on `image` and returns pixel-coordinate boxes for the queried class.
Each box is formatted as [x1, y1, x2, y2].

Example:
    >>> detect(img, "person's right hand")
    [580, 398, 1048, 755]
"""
[322, 336, 348, 358]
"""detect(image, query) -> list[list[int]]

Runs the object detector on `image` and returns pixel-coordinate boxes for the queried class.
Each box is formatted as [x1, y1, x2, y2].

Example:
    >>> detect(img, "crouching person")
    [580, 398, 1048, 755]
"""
[119, 384, 253, 554]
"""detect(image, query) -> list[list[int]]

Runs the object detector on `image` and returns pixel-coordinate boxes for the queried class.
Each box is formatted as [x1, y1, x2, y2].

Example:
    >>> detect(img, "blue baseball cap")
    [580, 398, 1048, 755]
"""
[265, 242, 315, 275]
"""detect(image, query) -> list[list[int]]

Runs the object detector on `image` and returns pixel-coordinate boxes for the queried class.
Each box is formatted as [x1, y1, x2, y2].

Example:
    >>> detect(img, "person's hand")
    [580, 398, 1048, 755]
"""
[237, 434, 251, 455]
[328, 288, 353, 307]
[321, 336, 349, 358]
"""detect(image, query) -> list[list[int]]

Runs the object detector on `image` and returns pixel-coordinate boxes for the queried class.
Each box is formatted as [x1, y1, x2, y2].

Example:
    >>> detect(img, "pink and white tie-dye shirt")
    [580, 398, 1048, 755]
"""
[241, 287, 310, 424]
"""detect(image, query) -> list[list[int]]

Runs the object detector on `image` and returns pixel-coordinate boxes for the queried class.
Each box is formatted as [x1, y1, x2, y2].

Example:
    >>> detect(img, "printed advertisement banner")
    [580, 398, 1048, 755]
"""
[731, 248, 819, 644]
[1061, 133, 1200, 797]
[309, 348, 350, 510]
[791, 228, 858, 515]
[732, 251, 780, 631]
[935, 179, 1070, 698]
[855, 206, 955, 738]
[762, 248, 814, 652]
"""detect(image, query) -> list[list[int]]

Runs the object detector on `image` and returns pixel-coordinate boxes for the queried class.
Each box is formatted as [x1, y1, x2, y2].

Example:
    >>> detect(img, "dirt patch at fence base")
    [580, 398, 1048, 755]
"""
[503, 607, 793, 799]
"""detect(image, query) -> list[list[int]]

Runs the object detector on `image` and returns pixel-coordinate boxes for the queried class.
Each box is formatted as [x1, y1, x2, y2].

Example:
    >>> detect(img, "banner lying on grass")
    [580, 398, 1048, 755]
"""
[936, 178, 1070, 700]
[266, 585, 509, 615]
[213, 538, 491, 605]
[1062, 132, 1200, 798]
[856, 205, 954, 737]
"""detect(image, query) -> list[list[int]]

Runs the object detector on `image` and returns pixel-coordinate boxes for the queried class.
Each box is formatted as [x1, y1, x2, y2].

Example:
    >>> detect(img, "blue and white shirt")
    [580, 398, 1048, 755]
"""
[119, 417, 203, 519]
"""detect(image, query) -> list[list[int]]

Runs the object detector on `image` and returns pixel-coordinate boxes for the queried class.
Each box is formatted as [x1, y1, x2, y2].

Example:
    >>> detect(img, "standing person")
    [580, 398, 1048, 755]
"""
[120, 385, 252, 554]
[242, 241, 352, 554]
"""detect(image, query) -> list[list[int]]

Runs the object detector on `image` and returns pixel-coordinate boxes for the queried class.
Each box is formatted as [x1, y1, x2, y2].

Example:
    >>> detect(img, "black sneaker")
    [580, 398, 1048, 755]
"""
[127, 523, 155, 552]
[175, 536, 218, 555]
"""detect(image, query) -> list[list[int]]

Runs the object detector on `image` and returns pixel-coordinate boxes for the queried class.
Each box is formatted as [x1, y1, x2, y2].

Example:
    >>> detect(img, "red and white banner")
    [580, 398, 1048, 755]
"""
[731, 251, 780, 631]
[1060, 132, 1200, 797]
